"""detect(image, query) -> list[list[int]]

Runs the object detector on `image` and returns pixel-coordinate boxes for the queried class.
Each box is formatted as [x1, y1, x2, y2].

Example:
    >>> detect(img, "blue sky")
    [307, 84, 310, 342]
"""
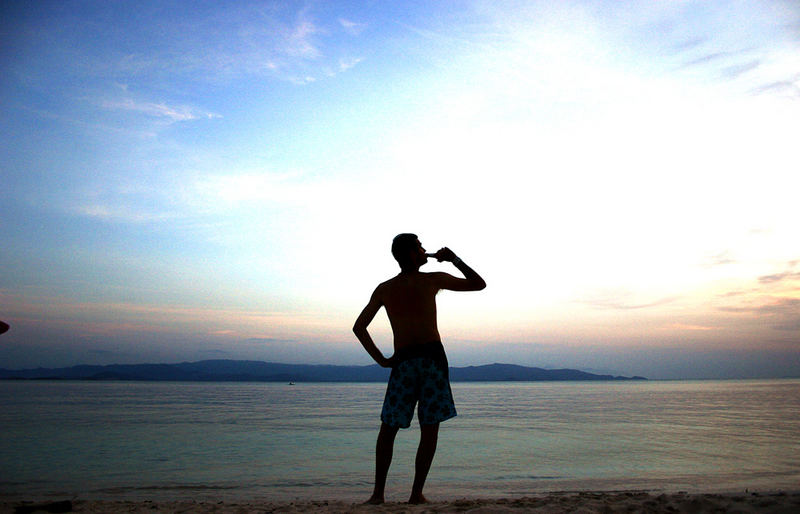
[1, 0, 799, 379]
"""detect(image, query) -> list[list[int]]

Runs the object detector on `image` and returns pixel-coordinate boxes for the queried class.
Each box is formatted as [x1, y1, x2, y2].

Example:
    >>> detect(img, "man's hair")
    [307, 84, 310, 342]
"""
[391, 233, 418, 269]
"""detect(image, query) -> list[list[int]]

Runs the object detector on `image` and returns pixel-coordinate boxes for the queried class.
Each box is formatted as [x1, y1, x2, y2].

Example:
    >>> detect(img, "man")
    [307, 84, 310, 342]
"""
[353, 233, 486, 504]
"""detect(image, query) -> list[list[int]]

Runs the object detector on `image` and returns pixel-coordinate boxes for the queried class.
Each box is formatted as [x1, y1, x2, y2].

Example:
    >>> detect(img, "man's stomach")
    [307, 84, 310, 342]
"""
[392, 333, 442, 351]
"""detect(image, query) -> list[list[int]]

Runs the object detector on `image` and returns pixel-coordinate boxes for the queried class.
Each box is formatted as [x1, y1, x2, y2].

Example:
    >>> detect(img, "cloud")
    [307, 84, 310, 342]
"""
[579, 290, 678, 311]
[703, 251, 736, 268]
[283, 19, 321, 59]
[757, 260, 800, 284]
[758, 271, 800, 284]
[246, 337, 299, 345]
[677, 48, 768, 84]
[719, 297, 799, 315]
[721, 59, 761, 79]
[24, 3, 365, 89]
[227, 10, 367, 84]
[709, 260, 800, 335]
[655, 1, 800, 100]
[671, 37, 705, 53]
[662, 323, 716, 332]
[680, 50, 741, 68]
[75, 203, 178, 223]
[100, 98, 220, 122]
[749, 78, 800, 98]
[285, 74, 317, 85]
[339, 18, 367, 36]
[718, 297, 800, 334]
[718, 290, 746, 298]
[749, 298, 797, 314]
[338, 57, 363, 72]
[1, 290, 338, 342]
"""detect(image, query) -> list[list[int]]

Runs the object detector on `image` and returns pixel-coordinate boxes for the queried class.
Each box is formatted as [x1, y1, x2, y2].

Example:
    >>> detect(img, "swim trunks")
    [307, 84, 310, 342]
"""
[380, 341, 457, 428]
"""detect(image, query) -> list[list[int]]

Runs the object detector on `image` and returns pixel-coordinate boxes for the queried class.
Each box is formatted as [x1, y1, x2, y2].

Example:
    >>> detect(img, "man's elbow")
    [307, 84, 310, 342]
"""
[472, 278, 486, 291]
[352, 323, 366, 336]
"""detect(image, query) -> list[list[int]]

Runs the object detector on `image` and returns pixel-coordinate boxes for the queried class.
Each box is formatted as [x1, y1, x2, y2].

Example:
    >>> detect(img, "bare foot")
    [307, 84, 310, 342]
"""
[408, 493, 428, 504]
[364, 495, 385, 505]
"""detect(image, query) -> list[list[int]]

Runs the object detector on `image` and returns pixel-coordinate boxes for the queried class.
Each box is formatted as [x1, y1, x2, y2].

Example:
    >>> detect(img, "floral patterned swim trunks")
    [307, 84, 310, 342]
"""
[380, 341, 457, 428]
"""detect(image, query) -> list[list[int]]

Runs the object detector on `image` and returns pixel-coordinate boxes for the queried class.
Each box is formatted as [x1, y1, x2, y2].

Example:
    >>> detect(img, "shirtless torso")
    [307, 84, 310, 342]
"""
[377, 272, 441, 350]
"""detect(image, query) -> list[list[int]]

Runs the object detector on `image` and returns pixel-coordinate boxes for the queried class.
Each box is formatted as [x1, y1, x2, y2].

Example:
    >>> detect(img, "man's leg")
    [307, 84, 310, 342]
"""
[365, 422, 399, 504]
[408, 422, 439, 504]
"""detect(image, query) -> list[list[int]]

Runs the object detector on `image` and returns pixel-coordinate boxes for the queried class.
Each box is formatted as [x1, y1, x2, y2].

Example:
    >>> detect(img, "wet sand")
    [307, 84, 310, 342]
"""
[4, 490, 799, 513]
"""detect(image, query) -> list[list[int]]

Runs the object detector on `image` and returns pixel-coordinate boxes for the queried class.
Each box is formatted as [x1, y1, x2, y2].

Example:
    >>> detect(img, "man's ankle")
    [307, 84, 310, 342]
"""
[364, 494, 385, 505]
[408, 492, 427, 504]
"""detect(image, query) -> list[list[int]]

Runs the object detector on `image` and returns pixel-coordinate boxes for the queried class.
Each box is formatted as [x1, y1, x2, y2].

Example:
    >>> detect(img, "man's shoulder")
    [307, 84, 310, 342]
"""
[382, 272, 443, 282]
[374, 277, 396, 294]
[377, 276, 396, 288]
[379, 272, 451, 289]
[422, 271, 455, 282]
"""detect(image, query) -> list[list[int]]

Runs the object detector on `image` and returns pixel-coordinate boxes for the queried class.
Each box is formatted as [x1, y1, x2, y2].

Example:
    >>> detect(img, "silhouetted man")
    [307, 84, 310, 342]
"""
[353, 233, 486, 504]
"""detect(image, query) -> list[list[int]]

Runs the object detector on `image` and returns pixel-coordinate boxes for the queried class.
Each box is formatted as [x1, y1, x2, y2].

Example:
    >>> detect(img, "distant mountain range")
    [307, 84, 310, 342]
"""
[0, 359, 646, 382]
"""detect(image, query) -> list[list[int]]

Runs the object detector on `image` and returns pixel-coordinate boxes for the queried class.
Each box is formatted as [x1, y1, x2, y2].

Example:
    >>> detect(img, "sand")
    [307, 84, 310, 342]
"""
[4, 491, 800, 514]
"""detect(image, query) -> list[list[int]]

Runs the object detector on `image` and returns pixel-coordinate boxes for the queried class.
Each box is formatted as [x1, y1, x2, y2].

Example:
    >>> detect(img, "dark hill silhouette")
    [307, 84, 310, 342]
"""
[0, 359, 646, 382]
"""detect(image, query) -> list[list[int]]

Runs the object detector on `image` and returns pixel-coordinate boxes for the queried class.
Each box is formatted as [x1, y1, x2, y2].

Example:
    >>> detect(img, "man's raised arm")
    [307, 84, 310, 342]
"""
[432, 247, 486, 291]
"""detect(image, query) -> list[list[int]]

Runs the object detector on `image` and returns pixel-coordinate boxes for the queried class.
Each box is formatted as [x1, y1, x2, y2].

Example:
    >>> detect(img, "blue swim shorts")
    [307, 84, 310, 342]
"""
[380, 341, 457, 428]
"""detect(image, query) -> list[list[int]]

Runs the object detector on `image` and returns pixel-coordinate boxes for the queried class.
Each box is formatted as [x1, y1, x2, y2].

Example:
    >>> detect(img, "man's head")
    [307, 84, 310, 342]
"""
[392, 233, 426, 271]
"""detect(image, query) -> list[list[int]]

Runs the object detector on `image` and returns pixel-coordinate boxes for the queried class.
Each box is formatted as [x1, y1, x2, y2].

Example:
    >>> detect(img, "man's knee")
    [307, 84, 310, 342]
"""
[380, 422, 400, 439]
[419, 422, 439, 440]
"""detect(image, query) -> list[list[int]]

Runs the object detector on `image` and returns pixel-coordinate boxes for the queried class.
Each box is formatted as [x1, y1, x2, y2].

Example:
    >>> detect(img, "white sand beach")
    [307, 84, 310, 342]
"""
[5, 491, 800, 513]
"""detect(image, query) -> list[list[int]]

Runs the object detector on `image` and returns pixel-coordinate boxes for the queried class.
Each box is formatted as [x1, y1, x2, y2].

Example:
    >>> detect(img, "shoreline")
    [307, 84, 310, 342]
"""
[4, 490, 799, 513]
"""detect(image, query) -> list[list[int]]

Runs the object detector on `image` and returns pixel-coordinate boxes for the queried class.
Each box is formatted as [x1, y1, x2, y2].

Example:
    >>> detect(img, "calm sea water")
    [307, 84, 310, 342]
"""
[1, 379, 798, 502]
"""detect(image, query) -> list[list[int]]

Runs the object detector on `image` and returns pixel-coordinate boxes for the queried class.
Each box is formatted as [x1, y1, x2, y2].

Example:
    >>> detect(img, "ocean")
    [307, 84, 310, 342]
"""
[1, 379, 798, 502]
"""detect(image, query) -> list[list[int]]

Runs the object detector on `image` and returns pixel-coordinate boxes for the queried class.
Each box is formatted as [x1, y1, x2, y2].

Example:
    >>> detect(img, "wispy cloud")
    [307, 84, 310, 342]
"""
[721, 59, 761, 79]
[75, 203, 179, 224]
[703, 251, 736, 268]
[757, 260, 800, 285]
[282, 19, 321, 59]
[25, 4, 366, 89]
[714, 260, 800, 335]
[660, 323, 717, 332]
[338, 57, 363, 72]
[653, 0, 800, 101]
[100, 98, 220, 122]
[759, 271, 800, 284]
[680, 50, 744, 68]
[1, 291, 336, 340]
[285, 74, 317, 86]
[246, 337, 299, 345]
[718, 297, 800, 333]
[671, 37, 706, 53]
[339, 18, 367, 36]
[579, 290, 678, 311]
[749, 77, 800, 98]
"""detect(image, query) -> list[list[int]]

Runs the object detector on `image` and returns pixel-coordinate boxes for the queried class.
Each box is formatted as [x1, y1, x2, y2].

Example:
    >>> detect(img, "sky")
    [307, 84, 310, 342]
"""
[1, 0, 799, 379]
